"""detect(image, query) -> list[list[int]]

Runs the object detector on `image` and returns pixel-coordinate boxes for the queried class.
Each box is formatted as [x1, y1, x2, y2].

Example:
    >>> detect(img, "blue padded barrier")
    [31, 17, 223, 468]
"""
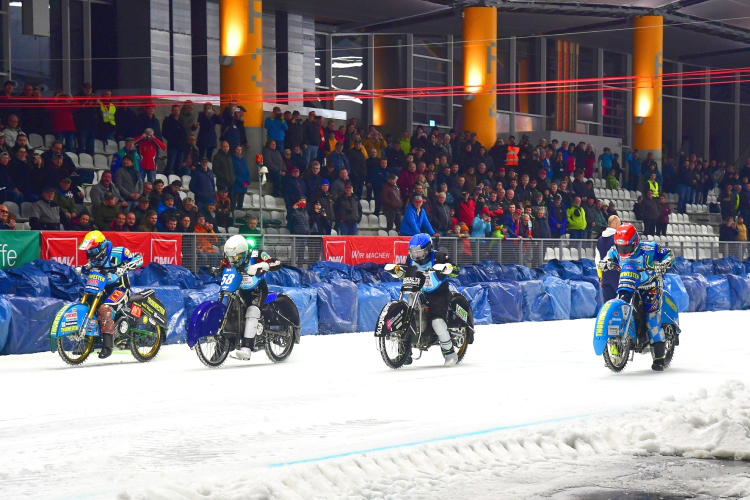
[669, 256, 693, 275]
[2, 296, 67, 355]
[481, 281, 523, 323]
[519, 280, 548, 322]
[576, 259, 598, 279]
[663, 274, 689, 313]
[478, 260, 504, 281]
[309, 261, 357, 283]
[705, 275, 731, 312]
[568, 280, 597, 319]
[0, 295, 12, 353]
[0, 270, 17, 295]
[132, 286, 186, 344]
[541, 276, 572, 321]
[714, 257, 745, 276]
[28, 260, 84, 301]
[726, 274, 750, 310]
[691, 259, 714, 276]
[312, 279, 358, 334]
[268, 286, 318, 336]
[457, 285, 492, 325]
[356, 284, 392, 332]
[7, 264, 50, 297]
[541, 259, 583, 281]
[680, 274, 708, 312]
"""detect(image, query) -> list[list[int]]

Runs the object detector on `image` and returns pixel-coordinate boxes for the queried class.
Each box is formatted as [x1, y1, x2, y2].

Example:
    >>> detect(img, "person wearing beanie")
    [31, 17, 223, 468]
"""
[471, 207, 492, 238]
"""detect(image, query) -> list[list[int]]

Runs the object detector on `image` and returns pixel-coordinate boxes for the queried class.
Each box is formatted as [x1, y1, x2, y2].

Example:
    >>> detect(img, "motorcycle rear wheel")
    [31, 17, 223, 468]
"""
[661, 324, 677, 369]
[603, 337, 630, 372]
[264, 326, 295, 363]
[195, 335, 231, 368]
[57, 335, 95, 366]
[452, 327, 470, 365]
[130, 324, 163, 363]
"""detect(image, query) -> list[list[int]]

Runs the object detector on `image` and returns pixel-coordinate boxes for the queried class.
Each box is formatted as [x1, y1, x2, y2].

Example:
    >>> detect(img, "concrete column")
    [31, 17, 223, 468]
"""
[462, 6, 497, 149]
[632, 15, 663, 164]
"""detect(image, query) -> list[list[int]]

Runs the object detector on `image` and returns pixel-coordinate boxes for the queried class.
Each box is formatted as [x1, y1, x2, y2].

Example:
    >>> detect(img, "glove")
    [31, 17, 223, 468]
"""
[432, 263, 454, 275]
[115, 266, 127, 277]
[247, 262, 270, 276]
[384, 264, 405, 278]
[596, 259, 616, 271]
[76, 266, 88, 275]
[654, 262, 669, 274]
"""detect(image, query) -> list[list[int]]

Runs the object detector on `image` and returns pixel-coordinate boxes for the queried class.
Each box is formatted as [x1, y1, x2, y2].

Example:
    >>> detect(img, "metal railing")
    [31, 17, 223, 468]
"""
[179, 234, 750, 273]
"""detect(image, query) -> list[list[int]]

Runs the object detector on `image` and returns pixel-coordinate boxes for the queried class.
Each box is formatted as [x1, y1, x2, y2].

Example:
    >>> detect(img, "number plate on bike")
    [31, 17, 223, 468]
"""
[401, 276, 424, 292]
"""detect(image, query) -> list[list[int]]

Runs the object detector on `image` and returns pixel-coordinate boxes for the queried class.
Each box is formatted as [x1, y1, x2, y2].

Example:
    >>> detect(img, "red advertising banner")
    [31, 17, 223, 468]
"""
[40, 232, 182, 268]
[323, 236, 411, 265]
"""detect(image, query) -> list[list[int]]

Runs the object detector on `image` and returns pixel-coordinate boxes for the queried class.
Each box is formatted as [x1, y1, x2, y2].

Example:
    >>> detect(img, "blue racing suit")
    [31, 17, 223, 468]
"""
[605, 242, 674, 343]
[404, 251, 453, 320]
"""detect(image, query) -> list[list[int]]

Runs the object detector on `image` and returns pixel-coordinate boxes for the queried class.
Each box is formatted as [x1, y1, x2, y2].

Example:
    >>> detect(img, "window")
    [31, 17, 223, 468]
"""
[515, 38, 541, 115]
[413, 56, 448, 127]
[9, 0, 61, 91]
[496, 38, 511, 112]
[663, 61, 678, 97]
[682, 64, 705, 100]
[331, 35, 367, 124]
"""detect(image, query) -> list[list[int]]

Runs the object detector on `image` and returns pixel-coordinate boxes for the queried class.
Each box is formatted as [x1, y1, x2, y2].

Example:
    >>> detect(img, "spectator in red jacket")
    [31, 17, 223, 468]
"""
[48, 92, 76, 153]
[458, 191, 476, 229]
[134, 128, 166, 184]
[397, 162, 419, 200]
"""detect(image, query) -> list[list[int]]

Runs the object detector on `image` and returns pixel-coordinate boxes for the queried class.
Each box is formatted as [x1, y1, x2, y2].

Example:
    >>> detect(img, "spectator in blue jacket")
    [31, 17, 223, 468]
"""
[282, 166, 306, 211]
[626, 149, 641, 191]
[264, 106, 288, 145]
[400, 195, 437, 237]
[471, 208, 491, 238]
[548, 194, 568, 238]
[189, 157, 217, 206]
[231, 145, 251, 210]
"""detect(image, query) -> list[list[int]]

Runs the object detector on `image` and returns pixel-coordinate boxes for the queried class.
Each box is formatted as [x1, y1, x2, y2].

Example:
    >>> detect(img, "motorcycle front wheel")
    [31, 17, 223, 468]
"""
[195, 335, 231, 368]
[57, 335, 95, 366]
[130, 324, 163, 363]
[603, 337, 630, 372]
[264, 326, 295, 363]
[378, 331, 411, 369]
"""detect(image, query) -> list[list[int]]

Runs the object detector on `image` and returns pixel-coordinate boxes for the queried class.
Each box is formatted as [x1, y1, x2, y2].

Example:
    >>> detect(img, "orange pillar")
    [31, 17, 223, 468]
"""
[463, 6, 497, 149]
[220, 0, 263, 129]
[632, 16, 663, 162]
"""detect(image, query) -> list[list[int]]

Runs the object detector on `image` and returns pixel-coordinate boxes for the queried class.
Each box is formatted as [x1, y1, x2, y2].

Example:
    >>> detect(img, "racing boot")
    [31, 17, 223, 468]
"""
[432, 318, 457, 367]
[651, 341, 666, 372]
[236, 305, 262, 360]
[98, 333, 114, 359]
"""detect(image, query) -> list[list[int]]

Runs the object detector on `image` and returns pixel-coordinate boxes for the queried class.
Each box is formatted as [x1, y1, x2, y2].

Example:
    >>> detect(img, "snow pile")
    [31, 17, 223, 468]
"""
[132, 380, 750, 500]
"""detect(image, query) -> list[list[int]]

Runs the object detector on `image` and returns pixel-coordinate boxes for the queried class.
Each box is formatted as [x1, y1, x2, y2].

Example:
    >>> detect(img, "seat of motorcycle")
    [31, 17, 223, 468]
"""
[128, 293, 145, 303]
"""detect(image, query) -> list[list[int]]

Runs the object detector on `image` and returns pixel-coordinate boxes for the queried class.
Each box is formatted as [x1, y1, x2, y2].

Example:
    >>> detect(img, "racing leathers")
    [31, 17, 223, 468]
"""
[600, 241, 674, 368]
[234, 251, 282, 359]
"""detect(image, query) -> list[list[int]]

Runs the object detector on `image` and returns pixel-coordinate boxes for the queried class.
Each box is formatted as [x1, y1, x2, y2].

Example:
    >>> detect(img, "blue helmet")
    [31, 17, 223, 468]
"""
[408, 233, 432, 265]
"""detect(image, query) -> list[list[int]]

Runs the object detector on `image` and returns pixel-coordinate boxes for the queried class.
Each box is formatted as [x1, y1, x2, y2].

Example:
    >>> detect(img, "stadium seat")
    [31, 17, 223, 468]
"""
[44, 134, 56, 148]
[388, 230, 398, 236]
[66, 152, 80, 167]
[28, 134, 44, 149]
[21, 202, 34, 218]
[378, 214, 387, 228]
[104, 141, 118, 154]
[279, 227, 290, 235]
[94, 154, 109, 169]
[360, 199, 372, 214]
[94, 140, 106, 154]
[228, 227, 239, 234]
[182, 175, 191, 188]
[378, 230, 388, 236]
[4, 201, 19, 218]
[156, 174, 168, 185]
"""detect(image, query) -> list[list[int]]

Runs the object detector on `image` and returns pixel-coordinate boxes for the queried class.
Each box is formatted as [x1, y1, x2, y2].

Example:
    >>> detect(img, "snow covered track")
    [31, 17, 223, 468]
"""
[2, 311, 750, 499]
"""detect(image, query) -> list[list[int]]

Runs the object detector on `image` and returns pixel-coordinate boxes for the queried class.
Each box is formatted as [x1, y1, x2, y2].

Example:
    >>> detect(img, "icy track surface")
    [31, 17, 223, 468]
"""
[2, 311, 750, 500]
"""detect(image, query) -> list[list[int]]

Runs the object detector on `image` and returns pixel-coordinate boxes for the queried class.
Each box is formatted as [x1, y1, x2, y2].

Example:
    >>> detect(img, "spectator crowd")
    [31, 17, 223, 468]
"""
[0, 80, 748, 246]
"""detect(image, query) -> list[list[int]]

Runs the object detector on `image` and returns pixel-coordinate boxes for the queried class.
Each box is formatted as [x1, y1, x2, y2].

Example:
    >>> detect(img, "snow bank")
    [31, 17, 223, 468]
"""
[133, 380, 750, 500]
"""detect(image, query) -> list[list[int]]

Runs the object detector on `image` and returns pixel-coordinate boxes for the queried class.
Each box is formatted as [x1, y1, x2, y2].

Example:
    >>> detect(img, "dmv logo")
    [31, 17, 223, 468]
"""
[51, 256, 75, 266]
[153, 256, 176, 264]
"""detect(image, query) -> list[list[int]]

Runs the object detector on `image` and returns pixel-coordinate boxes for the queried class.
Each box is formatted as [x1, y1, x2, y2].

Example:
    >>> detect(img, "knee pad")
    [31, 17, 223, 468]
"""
[431, 318, 451, 344]
[98, 305, 115, 334]
[245, 305, 261, 320]
[244, 305, 263, 339]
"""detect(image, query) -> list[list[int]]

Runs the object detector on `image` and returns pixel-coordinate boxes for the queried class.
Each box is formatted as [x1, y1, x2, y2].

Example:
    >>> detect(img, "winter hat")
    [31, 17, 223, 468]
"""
[321, 179, 330, 186]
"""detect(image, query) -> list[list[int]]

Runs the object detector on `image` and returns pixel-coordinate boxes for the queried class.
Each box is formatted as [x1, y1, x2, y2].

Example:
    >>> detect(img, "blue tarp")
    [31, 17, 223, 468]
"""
[479, 260, 505, 281]
[577, 259, 599, 279]
[705, 275, 731, 312]
[669, 256, 693, 276]
[505, 264, 537, 281]
[457, 265, 496, 285]
[541, 259, 583, 281]
[7, 263, 50, 297]
[269, 286, 318, 336]
[726, 274, 750, 310]
[312, 279, 358, 334]
[265, 266, 304, 287]
[0, 295, 12, 353]
[309, 261, 357, 283]
[131, 263, 200, 290]
[663, 274, 689, 313]
[541, 276, 572, 321]
[356, 284, 392, 332]
[691, 259, 715, 277]
[480, 281, 523, 323]
[133, 286, 186, 344]
[352, 263, 385, 285]
[0, 270, 16, 295]
[1, 296, 67, 355]
[714, 257, 745, 276]
[568, 280, 597, 319]
[28, 260, 84, 301]
[680, 274, 708, 312]
[457, 285, 492, 325]
[519, 280, 548, 322]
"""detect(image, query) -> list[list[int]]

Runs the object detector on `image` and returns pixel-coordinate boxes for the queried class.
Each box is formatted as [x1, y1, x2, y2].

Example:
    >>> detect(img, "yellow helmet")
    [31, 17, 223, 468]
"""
[79, 231, 109, 261]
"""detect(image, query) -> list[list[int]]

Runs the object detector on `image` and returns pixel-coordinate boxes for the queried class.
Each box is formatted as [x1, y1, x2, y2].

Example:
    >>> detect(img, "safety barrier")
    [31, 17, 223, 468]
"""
[2, 256, 750, 356]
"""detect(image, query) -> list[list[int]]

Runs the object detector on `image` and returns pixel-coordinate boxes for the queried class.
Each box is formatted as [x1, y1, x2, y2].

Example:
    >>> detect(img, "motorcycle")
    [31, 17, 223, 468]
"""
[374, 268, 474, 369]
[49, 265, 167, 365]
[593, 264, 680, 372]
[187, 260, 301, 368]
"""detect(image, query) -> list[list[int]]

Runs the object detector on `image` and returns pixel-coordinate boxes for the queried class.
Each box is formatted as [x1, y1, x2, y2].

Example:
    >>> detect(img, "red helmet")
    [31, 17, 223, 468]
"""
[614, 224, 639, 257]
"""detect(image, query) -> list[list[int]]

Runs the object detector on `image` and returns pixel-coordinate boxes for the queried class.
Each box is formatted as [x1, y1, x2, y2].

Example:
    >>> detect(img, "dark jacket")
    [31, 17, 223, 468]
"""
[285, 119, 304, 149]
[431, 201, 452, 233]
[532, 216, 551, 239]
[197, 112, 223, 150]
[136, 112, 162, 140]
[189, 168, 217, 201]
[334, 194, 361, 224]
[212, 150, 235, 190]
[289, 207, 310, 235]
[162, 115, 186, 150]
[641, 197, 660, 220]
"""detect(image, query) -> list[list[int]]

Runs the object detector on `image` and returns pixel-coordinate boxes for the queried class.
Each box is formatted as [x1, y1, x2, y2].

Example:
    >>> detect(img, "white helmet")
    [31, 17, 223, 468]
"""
[223, 235, 249, 267]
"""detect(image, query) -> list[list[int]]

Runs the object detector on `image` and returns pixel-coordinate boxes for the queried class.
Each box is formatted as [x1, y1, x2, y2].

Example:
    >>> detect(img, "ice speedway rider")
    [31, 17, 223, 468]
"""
[77, 230, 145, 359]
[387, 233, 459, 367]
[222, 234, 282, 360]
[597, 223, 675, 371]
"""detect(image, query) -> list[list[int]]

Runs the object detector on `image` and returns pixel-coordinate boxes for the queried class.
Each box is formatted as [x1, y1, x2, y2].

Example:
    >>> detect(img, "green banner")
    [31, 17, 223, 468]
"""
[0, 231, 40, 269]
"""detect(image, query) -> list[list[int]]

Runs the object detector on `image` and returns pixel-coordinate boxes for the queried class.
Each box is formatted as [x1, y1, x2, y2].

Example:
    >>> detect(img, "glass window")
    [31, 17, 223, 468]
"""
[682, 99, 705, 156]
[709, 103, 735, 162]
[663, 96, 679, 157]
[9, 0, 61, 91]
[710, 72, 734, 103]
[545, 38, 557, 130]
[69, 0, 85, 92]
[331, 35, 367, 125]
[413, 36, 447, 60]
[374, 35, 407, 89]
[741, 81, 750, 105]
[682, 64, 705, 100]
[496, 38, 511, 112]
[515, 38, 540, 115]
[602, 88, 627, 142]
[315, 33, 328, 88]
[577, 46, 596, 123]
[413, 56, 447, 126]
[740, 106, 750, 160]
[663, 61, 678, 97]
[603, 51, 626, 78]
[91, 3, 117, 91]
